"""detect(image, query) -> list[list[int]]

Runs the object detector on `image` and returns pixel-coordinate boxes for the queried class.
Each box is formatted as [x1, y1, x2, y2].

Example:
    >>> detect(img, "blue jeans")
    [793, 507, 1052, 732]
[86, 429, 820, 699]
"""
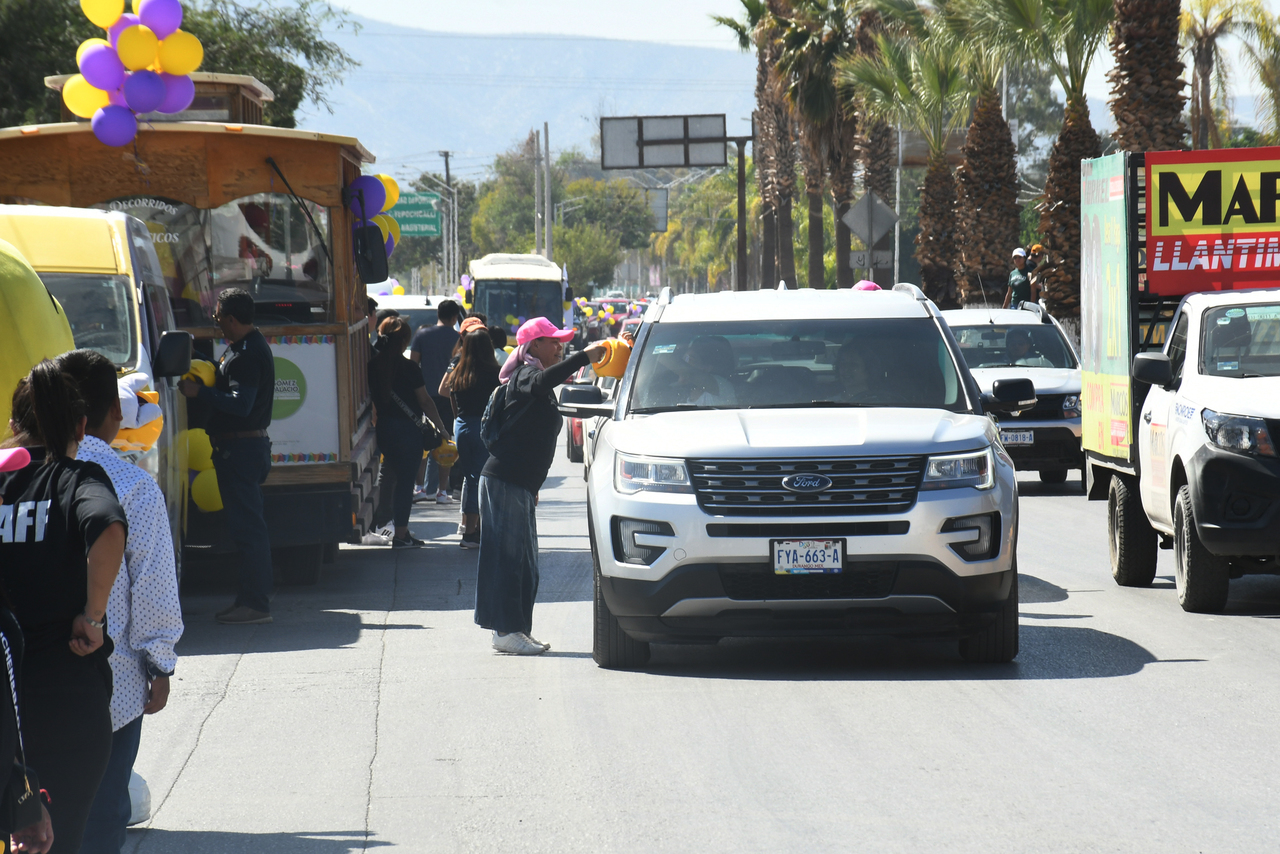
[454, 415, 489, 516]
[80, 714, 144, 854]
[474, 476, 539, 634]
[377, 418, 422, 529]
[212, 436, 273, 613]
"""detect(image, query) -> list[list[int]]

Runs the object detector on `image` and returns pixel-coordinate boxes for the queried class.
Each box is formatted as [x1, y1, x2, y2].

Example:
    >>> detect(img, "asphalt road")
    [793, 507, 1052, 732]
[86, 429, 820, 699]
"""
[123, 456, 1280, 854]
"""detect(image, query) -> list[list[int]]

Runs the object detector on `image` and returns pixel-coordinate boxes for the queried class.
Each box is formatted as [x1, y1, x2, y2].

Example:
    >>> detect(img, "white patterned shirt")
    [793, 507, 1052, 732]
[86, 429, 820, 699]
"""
[77, 436, 184, 731]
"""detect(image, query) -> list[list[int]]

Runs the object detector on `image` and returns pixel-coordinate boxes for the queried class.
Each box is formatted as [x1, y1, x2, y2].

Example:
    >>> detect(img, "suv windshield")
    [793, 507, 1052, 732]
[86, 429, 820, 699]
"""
[630, 318, 966, 412]
[38, 272, 137, 368]
[951, 324, 1078, 369]
[1201, 303, 1280, 377]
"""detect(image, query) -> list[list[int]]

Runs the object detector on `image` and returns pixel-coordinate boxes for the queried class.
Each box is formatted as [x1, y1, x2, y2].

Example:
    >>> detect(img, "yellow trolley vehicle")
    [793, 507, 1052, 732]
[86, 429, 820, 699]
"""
[0, 75, 384, 584]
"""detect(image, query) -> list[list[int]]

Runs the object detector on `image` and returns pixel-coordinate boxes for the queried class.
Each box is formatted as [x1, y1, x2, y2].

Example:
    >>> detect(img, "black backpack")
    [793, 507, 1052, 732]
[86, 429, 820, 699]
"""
[480, 380, 535, 453]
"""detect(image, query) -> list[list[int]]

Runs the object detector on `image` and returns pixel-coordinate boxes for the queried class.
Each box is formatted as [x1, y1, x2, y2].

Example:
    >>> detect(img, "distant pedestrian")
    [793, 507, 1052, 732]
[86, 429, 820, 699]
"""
[1003, 247, 1040, 309]
[178, 288, 275, 625]
[409, 299, 462, 504]
[439, 322, 501, 550]
[488, 325, 509, 366]
[1, 359, 126, 853]
[475, 318, 608, 655]
[1026, 243, 1045, 277]
[370, 317, 448, 549]
[57, 351, 183, 854]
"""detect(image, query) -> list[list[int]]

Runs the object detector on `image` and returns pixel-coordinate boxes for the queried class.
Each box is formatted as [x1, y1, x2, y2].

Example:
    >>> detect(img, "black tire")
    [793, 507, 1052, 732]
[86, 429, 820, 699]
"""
[959, 567, 1019, 663]
[274, 544, 323, 586]
[1039, 468, 1068, 484]
[589, 521, 649, 669]
[1174, 484, 1229, 613]
[1108, 475, 1158, 587]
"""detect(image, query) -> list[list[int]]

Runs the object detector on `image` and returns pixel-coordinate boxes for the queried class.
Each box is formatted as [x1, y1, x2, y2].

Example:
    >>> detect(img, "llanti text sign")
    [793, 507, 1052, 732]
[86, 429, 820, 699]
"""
[1146, 148, 1280, 295]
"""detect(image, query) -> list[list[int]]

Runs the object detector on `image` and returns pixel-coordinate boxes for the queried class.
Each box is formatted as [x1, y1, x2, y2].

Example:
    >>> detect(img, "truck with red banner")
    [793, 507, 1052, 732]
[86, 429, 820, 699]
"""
[1081, 149, 1280, 613]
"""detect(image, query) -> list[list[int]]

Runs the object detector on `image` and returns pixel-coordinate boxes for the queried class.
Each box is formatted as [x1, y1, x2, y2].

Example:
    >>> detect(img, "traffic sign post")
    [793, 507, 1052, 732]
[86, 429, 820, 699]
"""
[396, 191, 442, 238]
[842, 191, 899, 276]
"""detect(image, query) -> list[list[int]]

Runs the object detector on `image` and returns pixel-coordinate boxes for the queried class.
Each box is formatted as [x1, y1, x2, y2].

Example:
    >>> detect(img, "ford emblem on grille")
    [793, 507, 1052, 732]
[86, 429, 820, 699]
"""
[781, 474, 832, 493]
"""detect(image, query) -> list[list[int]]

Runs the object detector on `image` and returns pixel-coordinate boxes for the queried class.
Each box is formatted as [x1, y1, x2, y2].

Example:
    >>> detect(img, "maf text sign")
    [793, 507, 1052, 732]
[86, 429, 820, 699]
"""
[1147, 147, 1280, 295]
[601, 115, 727, 170]
[396, 192, 442, 237]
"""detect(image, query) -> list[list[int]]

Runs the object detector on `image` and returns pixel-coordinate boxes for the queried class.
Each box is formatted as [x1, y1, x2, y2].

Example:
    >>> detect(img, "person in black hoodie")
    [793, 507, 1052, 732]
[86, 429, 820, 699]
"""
[475, 318, 607, 655]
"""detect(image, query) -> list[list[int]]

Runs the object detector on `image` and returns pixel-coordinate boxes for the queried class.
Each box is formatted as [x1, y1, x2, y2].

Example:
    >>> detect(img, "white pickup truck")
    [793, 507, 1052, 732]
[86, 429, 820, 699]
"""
[1106, 290, 1280, 611]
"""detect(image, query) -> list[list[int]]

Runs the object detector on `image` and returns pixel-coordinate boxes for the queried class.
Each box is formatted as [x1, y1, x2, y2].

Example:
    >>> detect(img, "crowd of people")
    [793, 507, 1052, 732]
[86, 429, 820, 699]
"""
[367, 299, 608, 654]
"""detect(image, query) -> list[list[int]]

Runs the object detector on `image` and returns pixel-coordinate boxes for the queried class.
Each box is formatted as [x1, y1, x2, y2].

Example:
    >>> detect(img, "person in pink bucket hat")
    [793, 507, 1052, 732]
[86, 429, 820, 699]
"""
[480, 318, 608, 655]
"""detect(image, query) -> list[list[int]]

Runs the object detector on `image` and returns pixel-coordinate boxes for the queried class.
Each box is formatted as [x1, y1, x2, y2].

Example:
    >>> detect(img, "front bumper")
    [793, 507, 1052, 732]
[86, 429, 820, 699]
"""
[1188, 445, 1280, 557]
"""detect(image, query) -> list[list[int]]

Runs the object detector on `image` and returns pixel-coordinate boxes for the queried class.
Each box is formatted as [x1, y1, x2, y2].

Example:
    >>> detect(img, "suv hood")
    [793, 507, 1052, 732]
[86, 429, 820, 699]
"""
[968, 366, 1080, 395]
[1194, 376, 1280, 418]
[614, 408, 996, 459]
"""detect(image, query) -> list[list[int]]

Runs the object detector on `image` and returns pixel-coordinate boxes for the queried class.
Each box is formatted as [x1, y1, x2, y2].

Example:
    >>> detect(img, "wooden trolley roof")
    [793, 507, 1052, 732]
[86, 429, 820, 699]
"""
[0, 121, 375, 210]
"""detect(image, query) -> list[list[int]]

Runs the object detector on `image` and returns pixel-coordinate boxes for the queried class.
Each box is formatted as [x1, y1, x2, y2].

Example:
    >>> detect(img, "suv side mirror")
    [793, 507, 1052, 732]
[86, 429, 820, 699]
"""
[983, 377, 1037, 414]
[354, 224, 389, 284]
[558, 383, 614, 418]
[1132, 352, 1174, 387]
[152, 330, 193, 378]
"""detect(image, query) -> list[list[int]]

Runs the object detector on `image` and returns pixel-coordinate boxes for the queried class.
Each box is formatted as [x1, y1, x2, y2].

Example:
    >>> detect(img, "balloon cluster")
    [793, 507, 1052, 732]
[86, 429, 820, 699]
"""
[503, 313, 528, 334]
[348, 173, 401, 259]
[66, 0, 204, 147]
[453, 275, 473, 308]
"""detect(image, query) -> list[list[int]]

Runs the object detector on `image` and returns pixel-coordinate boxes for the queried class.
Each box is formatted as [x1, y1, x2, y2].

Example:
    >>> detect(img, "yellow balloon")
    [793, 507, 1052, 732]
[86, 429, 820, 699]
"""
[391, 285, 406, 296]
[376, 174, 400, 210]
[192, 468, 222, 512]
[77, 37, 110, 65]
[183, 358, 215, 387]
[382, 215, 401, 245]
[63, 75, 111, 119]
[117, 25, 159, 71]
[432, 439, 458, 467]
[80, 0, 124, 28]
[157, 30, 203, 76]
[187, 428, 214, 472]
[371, 215, 391, 244]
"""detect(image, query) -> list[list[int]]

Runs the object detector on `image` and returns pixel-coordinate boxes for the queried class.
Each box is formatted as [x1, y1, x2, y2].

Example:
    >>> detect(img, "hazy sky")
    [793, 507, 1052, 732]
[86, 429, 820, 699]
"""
[340, 0, 1266, 111]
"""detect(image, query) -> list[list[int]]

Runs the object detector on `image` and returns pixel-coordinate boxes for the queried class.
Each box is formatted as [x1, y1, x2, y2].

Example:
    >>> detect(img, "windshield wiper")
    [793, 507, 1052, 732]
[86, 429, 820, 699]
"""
[631, 404, 720, 414]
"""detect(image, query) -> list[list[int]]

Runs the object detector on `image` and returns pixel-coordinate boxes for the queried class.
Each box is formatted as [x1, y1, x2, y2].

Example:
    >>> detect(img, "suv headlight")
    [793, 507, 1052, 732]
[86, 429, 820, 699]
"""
[614, 452, 693, 494]
[921, 447, 995, 490]
[1201, 408, 1277, 457]
[1062, 394, 1080, 418]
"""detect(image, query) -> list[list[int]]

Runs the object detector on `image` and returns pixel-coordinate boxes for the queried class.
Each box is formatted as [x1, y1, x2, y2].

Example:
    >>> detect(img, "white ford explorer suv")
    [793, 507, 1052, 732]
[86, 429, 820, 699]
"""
[558, 284, 1036, 669]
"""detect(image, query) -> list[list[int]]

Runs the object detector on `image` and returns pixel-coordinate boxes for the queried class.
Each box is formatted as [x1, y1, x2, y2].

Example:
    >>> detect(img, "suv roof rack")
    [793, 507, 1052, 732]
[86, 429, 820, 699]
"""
[1016, 301, 1052, 323]
[777, 280, 788, 290]
[657, 286, 674, 306]
[892, 282, 928, 302]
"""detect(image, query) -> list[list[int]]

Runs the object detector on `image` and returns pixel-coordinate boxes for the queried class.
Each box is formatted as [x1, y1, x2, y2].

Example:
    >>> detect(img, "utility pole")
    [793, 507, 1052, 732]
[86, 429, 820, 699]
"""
[438, 151, 452, 187]
[544, 121, 553, 261]
[735, 138, 748, 291]
[533, 130, 543, 255]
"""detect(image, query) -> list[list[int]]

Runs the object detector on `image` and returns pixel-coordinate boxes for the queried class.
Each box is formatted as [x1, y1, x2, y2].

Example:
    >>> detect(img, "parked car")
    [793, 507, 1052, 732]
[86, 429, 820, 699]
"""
[943, 304, 1083, 484]
[559, 284, 1036, 668]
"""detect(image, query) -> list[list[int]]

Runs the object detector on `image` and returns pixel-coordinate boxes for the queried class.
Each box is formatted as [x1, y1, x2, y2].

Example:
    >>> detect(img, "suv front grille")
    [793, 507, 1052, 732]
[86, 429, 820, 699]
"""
[717, 562, 898, 599]
[688, 456, 925, 517]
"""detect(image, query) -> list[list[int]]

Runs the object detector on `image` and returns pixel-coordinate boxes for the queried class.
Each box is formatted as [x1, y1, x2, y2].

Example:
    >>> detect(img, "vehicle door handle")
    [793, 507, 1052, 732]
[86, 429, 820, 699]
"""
[1143, 411, 1152, 423]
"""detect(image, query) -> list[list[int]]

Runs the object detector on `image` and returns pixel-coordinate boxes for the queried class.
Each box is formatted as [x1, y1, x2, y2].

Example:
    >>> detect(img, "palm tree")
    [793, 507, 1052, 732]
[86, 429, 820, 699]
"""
[875, 0, 1019, 305]
[775, 0, 860, 288]
[1181, 0, 1263, 149]
[854, 9, 898, 287]
[1242, 10, 1280, 142]
[974, 0, 1113, 321]
[836, 18, 970, 305]
[1108, 0, 1188, 152]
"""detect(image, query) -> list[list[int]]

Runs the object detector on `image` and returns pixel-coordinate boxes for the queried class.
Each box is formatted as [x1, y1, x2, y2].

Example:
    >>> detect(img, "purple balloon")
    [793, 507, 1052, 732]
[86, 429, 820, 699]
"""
[156, 73, 194, 113]
[92, 105, 138, 147]
[108, 14, 141, 48]
[138, 0, 183, 39]
[79, 44, 126, 92]
[124, 70, 166, 114]
[107, 85, 128, 107]
[349, 175, 386, 220]
[385, 235, 395, 257]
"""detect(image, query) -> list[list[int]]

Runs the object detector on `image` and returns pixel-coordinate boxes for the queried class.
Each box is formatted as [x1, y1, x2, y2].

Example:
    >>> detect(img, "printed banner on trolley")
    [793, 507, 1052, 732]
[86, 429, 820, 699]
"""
[1147, 148, 1280, 295]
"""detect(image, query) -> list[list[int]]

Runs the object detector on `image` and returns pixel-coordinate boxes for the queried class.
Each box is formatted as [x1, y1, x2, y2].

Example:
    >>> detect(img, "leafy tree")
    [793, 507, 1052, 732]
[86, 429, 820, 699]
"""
[0, 0, 98, 126]
[184, 0, 358, 128]
[470, 133, 551, 256]
[558, 222, 622, 290]
[560, 178, 652, 251]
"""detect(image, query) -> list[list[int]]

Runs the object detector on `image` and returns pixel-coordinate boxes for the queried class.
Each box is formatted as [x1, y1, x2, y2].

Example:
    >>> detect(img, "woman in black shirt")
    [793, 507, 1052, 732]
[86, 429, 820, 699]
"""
[1, 359, 126, 853]
[440, 324, 501, 549]
[369, 318, 447, 548]
[475, 319, 607, 655]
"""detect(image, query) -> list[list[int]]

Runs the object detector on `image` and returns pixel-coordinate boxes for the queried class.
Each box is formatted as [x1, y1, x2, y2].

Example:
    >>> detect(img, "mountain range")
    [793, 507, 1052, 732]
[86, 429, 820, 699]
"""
[295, 14, 758, 182]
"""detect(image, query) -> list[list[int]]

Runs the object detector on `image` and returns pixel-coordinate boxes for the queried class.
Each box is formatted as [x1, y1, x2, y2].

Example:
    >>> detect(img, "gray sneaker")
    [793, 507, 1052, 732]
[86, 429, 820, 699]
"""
[217, 606, 272, 625]
[492, 631, 546, 655]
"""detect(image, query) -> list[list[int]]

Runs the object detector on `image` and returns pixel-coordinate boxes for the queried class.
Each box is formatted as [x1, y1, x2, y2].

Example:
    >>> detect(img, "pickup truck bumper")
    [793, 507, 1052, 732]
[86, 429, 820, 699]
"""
[1189, 445, 1280, 557]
